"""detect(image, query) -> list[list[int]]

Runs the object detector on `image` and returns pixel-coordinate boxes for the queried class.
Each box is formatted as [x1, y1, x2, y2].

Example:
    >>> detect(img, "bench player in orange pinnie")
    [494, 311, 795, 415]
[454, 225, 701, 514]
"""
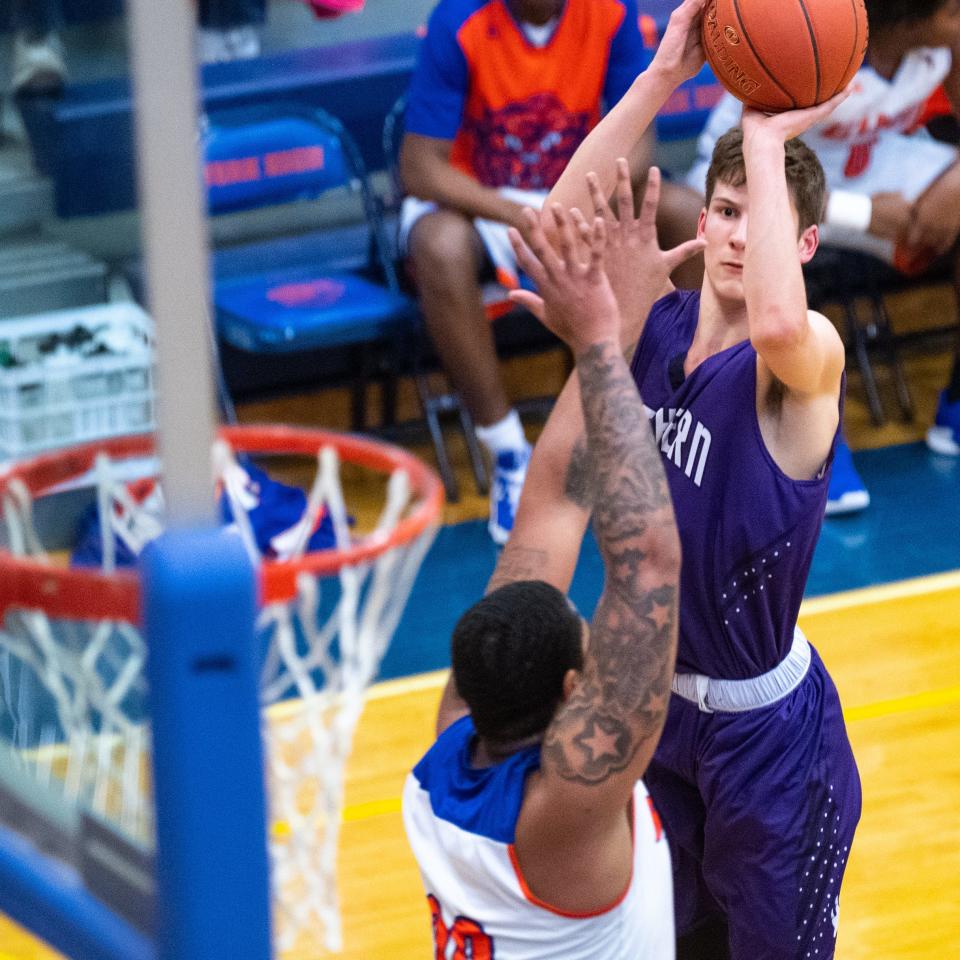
[399, 0, 650, 545]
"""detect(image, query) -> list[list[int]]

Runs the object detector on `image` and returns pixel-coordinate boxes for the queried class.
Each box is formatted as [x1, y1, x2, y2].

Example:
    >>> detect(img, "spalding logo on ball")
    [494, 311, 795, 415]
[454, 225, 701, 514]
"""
[702, 0, 869, 111]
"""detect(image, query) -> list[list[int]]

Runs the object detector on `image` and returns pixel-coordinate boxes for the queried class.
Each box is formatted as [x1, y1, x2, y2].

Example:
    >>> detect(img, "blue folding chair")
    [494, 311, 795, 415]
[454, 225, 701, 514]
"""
[202, 102, 417, 433]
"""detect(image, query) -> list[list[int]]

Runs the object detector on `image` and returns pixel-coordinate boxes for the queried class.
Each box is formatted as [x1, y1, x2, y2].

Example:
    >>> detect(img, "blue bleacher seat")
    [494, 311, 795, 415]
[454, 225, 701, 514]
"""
[19, 34, 419, 217]
[193, 102, 493, 498]
[215, 268, 412, 353]
[197, 103, 416, 433]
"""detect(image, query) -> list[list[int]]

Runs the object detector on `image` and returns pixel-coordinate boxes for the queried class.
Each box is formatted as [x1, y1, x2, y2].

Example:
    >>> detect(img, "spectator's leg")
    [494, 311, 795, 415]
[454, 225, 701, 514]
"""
[197, 0, 265, 63]
[10, 0, 61, 35]
[9, 0, 66, 96]
[407, 209, 530, 543]
[408, 209, 513, 430]
[927, 246, 960, 455]
[198, 0, 266, 29]
[657, 180, 705, 290]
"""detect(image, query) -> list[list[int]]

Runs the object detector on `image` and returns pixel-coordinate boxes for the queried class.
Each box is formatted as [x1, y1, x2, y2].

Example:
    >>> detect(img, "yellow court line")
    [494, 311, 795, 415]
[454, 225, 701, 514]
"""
[339, 681, 960, 824]
[799, 569, 960, 616]
[267, 670, 448, 723]
[360, 571, 960, 708]
[342, 797, 403, 822]
[843, 683, 960, 723]
[364, 669, 448, 702]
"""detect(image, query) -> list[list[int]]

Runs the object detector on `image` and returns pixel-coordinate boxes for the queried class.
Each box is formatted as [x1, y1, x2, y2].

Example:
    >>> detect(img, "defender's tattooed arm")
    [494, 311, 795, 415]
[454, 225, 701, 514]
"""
[507, 203, 681, 801]
[541, 339, 678, 788]
[438, 167, 696, 735]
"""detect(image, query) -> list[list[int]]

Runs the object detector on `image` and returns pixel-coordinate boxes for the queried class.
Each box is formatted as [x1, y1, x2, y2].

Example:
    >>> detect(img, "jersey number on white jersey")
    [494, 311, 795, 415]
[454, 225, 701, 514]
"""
[429, 894, 493, 959]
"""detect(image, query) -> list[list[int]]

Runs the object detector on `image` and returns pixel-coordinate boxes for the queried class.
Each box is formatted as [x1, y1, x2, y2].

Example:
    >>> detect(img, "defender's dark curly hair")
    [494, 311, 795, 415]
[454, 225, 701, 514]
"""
[452, 580, 584, 744]
[865, 0, 952, 29]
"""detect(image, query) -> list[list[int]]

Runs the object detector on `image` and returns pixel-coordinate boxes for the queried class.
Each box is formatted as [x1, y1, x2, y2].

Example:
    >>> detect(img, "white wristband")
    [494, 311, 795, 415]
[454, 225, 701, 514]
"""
[825, 190, 873, 232]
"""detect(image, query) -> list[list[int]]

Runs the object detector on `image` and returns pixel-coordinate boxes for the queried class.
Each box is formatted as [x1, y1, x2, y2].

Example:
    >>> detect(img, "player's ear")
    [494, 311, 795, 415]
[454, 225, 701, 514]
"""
[561, 668, 580, 701]
[797, 223, 819, 264]
[696, 207, 707, 239]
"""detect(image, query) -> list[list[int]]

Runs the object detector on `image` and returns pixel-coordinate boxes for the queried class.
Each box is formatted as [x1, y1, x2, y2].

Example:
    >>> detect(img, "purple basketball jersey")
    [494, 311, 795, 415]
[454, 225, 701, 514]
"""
[630, 289, 841, 679]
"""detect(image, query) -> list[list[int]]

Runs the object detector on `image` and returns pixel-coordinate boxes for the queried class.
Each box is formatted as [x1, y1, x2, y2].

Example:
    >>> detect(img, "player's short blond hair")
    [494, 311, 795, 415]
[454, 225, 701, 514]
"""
[705, 127, 827, 231]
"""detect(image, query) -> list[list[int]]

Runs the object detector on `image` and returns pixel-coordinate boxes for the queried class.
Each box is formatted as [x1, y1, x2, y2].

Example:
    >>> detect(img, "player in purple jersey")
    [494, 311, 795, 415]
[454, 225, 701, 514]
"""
[497, 0, 863, 956]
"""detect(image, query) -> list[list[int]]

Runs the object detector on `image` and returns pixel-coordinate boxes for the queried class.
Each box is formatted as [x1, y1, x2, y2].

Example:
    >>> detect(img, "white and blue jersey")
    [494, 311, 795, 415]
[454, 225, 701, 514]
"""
[687, 47, 957, 270]
[402, 716, 674, 959]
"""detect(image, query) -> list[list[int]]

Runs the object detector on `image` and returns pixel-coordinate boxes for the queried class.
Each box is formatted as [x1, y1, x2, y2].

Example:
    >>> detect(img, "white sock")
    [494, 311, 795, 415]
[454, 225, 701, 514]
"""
[475, 410, 527, 457]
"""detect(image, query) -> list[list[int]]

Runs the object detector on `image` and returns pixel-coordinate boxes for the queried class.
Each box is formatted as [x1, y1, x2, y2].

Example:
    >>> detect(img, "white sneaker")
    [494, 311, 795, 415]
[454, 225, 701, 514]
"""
[225, 25, 262, 61]
[926, 390, 960, 456]
[197, 25, 262, 65]
[488, 445, 531, 546]
[825, 436, 870, 517]
[11, 33, 66, 95]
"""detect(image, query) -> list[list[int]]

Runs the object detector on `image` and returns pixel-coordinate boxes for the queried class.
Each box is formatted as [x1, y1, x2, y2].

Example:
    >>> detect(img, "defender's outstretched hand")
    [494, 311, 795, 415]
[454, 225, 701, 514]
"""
[508, 205, 620, 356]
[571, 161, 705, 338]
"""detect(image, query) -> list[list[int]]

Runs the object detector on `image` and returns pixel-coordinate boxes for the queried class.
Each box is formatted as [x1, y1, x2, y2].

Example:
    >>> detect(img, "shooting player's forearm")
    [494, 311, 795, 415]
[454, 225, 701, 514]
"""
[544, 68, 676, 225]
[743, 138, 809, 351]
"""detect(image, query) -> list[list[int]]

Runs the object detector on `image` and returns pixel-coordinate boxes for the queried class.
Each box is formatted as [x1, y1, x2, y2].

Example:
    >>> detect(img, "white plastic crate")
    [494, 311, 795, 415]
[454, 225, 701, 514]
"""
[0, 303, 155, 462]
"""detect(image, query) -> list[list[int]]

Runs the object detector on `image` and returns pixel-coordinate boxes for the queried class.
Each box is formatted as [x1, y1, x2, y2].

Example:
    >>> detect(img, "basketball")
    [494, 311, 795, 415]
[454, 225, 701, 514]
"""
[701, 0, 868, 112]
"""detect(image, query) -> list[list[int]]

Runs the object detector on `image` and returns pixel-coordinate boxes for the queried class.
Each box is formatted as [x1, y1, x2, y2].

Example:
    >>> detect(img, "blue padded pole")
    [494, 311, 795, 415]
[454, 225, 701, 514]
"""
[0, 822, 153, 960]
[141, 529, 272, 960]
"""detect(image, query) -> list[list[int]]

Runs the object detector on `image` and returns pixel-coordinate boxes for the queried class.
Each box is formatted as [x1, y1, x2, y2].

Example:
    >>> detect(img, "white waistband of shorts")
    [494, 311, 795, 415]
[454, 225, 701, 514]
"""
[671, 628, 811, 713]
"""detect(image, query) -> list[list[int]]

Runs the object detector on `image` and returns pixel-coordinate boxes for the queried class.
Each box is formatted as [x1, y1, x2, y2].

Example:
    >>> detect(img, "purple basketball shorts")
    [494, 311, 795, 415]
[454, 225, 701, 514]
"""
[645, 647, 862, 960]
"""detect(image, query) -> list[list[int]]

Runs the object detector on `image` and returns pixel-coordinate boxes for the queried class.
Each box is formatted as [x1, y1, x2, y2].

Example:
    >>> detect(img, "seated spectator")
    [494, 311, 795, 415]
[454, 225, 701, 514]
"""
[658, 0, 960, 515]
[7, 0, 268, 99]
[9, 0, 66, 96]
[195, 0, 267, 64]
[398, 0, 649, 544]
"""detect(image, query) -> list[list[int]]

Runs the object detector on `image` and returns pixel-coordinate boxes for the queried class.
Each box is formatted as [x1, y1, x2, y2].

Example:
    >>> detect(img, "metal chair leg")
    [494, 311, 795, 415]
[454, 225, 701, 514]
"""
[870, 294, 914, 423]
[842, 299, 885, 426]
[414, 370, 460, 502]
[380, 340, 400, 431]
[458, 405, 489, 496]
[349, 345, 370, 432]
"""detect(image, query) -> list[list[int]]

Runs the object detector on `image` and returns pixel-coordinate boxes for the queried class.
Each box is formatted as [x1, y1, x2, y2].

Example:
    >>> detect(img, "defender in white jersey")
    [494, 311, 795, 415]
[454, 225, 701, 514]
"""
[403, 720, 672, 958]
[404, 17, 710, 946]
[402, 175, 700, 954]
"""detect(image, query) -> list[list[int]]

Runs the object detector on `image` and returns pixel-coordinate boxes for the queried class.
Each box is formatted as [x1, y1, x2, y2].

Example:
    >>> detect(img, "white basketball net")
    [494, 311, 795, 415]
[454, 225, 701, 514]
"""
[0, 437, 438, 954]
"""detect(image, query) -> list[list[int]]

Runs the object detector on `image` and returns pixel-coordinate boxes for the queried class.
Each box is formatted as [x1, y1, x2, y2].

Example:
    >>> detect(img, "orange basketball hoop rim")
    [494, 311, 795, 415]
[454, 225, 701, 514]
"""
[0, 425, 444, 623]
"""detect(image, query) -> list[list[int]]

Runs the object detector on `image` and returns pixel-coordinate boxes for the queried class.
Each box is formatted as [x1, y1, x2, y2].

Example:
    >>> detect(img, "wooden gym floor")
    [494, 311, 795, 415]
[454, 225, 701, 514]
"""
[2, 572, 958, 960]
[0, 285, 957, 957]
[321, 573, 960, 960]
